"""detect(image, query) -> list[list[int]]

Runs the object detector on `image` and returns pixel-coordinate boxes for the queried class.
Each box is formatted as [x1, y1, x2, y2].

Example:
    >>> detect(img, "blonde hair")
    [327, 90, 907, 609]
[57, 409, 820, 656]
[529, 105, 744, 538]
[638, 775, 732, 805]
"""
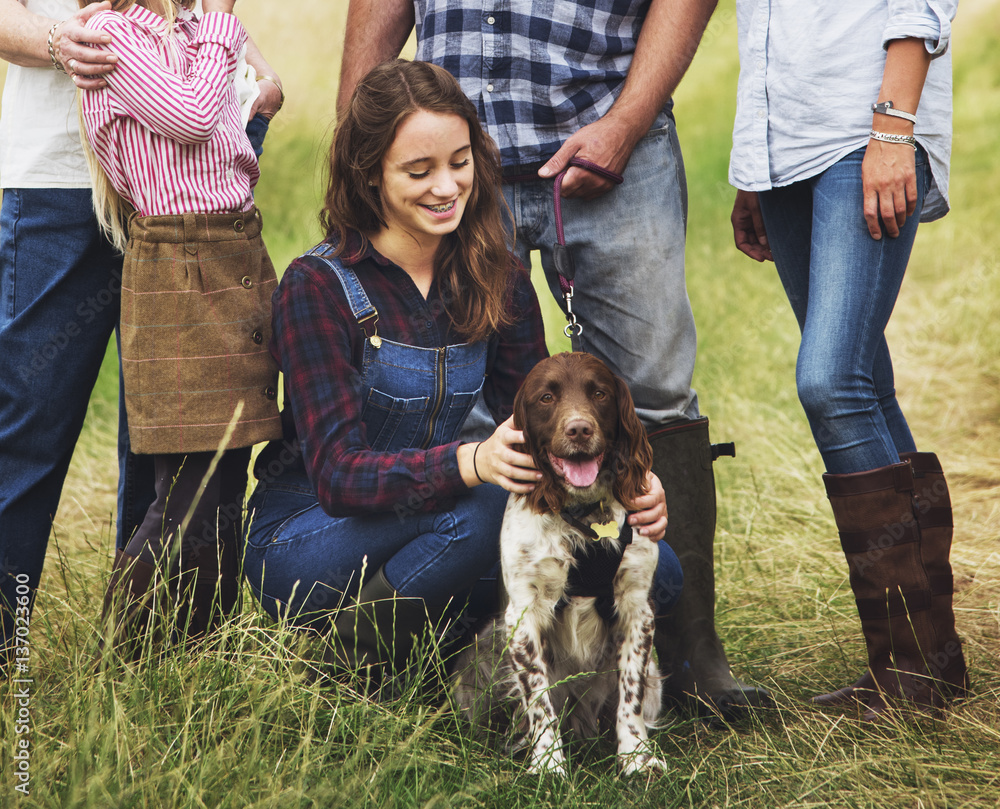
[78, 0, 196, 251]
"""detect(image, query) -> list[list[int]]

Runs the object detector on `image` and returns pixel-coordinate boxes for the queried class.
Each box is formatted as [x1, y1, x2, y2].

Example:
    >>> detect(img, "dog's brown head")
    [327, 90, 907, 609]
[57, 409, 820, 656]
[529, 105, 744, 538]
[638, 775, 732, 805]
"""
[512, 352, 652, 514]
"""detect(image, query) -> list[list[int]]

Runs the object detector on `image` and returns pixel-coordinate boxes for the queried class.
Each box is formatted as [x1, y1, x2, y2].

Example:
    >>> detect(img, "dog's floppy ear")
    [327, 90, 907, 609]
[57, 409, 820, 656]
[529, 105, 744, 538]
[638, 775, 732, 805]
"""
[513, 364, 566, 514]
[610, 372, 653, 509]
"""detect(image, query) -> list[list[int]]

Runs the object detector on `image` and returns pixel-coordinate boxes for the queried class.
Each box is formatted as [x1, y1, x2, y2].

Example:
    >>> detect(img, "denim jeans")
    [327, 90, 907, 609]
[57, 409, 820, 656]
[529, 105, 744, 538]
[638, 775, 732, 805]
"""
[503, 112, 700, 428]
[245, 114, 269, 160]
[0, 188, 130, 652]
[757, 147, 931, 474]
[243, 474, 511, 629]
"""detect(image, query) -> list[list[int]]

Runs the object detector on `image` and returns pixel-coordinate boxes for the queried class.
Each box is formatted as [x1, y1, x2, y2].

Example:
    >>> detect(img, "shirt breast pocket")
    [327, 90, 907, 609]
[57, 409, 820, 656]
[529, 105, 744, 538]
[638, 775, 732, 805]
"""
[360, 388, 431, 452]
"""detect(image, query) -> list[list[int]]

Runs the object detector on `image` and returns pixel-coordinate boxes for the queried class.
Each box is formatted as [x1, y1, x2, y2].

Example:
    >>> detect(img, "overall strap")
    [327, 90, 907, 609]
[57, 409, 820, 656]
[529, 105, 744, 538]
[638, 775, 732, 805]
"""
[305, 244, 381, 342]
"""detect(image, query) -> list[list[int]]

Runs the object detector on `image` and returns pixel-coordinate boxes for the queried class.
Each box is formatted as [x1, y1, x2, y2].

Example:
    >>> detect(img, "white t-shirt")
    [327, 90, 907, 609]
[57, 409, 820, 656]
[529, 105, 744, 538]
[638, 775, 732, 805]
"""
[0, 0, 92, 189]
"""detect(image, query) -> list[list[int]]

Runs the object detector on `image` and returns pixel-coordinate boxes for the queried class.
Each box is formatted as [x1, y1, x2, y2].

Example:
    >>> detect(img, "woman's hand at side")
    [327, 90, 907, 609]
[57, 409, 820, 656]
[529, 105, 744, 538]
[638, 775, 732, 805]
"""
[731, 189, 772, 262]
[864, 37, 932, 240]
[458, 416, 541, 493]
[862, 139, 919, 240]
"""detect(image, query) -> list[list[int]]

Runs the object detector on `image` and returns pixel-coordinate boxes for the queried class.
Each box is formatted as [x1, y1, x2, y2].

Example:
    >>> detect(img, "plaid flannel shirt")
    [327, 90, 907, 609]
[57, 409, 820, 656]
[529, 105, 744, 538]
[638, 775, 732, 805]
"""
[268, 233, 548, 517]
[414, 0, 657, 169]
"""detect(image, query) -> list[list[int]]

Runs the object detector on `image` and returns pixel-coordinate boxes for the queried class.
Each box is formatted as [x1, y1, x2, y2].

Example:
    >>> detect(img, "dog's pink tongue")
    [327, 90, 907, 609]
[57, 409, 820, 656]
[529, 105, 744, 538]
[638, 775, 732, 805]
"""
[554, 456, 601, 488]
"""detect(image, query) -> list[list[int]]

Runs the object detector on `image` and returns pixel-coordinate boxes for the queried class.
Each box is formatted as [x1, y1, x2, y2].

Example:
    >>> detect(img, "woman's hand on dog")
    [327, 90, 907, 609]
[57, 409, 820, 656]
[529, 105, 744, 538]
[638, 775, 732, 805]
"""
[459, 416, 541, 493]
[628, 471, 668, 542]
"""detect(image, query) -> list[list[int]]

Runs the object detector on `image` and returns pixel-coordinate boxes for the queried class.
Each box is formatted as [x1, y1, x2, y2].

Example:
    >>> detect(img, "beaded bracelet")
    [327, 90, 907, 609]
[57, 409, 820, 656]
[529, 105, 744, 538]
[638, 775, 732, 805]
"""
[48, 21, 66, 73]
[869, 129, 917, 149]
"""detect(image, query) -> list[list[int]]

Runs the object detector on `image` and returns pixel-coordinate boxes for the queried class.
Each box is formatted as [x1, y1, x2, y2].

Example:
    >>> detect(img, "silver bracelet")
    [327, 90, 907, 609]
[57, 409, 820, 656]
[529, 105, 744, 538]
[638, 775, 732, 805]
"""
[47, 21, 66, 73]
[869, 129, 917, 149]
[871, 101, 917, 124]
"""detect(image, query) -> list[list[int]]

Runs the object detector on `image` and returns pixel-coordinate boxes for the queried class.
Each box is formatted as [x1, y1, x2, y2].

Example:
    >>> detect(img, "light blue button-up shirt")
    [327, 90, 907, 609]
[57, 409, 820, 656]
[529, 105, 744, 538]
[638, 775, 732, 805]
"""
[729, 1, 957, 221]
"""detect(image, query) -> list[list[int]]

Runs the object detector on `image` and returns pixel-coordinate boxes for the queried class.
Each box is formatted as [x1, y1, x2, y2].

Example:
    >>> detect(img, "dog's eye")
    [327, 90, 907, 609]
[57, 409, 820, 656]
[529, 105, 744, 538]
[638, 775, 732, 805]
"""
[540, 393, 554, 404]
[593, 390, 607, 400]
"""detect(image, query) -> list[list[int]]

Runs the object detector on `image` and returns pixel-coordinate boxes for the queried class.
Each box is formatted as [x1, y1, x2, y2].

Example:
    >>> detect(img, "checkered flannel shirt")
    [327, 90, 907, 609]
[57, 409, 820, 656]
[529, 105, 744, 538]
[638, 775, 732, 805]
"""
[268, 232, 548, 516]
[414, 0, 658, 170]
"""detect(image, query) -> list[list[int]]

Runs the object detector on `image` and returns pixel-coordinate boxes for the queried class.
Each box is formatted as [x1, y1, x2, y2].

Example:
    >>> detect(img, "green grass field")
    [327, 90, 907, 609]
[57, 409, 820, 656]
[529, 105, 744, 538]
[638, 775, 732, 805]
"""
[2, 1, 999, 806]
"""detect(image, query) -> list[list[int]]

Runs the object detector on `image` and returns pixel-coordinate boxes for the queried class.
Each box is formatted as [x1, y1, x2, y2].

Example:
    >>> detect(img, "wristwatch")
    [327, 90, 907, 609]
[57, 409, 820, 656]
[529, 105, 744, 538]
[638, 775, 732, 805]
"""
[871, 101, 916, 124]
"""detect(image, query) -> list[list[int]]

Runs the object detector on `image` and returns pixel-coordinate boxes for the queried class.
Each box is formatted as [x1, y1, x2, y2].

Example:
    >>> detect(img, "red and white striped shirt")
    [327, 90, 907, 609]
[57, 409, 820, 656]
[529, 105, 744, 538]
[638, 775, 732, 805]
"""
[80, 5, 257, 217]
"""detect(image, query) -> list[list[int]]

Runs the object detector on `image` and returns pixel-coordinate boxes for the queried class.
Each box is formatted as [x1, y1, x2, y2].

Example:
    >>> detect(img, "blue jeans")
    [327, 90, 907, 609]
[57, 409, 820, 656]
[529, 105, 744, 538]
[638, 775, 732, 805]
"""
[0, 188, 135, 651]
[243, 472, 684, 629]
[245, 114, 269, 159]
[243, 474, 511, 628]
[757, 147, 930, 474]
[503, 112, 700, 428]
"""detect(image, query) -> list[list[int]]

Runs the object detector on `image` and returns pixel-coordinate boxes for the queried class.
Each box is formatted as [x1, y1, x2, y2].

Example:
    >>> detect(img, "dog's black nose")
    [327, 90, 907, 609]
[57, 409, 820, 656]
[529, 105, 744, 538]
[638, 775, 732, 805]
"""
[565, 419, 594, 442]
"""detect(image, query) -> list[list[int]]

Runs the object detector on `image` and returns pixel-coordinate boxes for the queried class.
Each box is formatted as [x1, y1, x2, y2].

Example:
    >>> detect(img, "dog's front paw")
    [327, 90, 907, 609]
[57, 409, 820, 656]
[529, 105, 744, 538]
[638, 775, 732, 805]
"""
[619, 751, 667, 777]
[528, 748, 568, 777]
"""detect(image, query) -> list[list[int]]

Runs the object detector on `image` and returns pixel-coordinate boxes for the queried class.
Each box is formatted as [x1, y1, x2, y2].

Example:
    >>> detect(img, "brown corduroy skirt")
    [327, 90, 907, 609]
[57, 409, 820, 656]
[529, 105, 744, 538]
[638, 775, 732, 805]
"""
[120, 208, 282, 454]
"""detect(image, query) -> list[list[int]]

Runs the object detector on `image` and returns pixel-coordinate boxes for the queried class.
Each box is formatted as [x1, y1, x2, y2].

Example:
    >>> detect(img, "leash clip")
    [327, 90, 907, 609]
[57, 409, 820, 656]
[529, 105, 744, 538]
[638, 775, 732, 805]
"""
[550, 158, 623, 340]
[563, 286, 583, 338]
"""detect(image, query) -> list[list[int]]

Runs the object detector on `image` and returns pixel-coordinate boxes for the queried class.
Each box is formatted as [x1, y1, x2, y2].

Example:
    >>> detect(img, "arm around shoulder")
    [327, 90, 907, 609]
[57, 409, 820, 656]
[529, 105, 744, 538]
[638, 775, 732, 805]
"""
[0, 0, 116, 85]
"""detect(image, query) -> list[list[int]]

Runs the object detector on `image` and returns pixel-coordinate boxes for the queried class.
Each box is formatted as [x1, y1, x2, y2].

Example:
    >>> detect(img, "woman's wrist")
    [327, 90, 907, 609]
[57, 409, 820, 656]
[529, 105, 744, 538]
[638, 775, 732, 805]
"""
[870, 114, 915, 137]
[458, 442, 484, 488]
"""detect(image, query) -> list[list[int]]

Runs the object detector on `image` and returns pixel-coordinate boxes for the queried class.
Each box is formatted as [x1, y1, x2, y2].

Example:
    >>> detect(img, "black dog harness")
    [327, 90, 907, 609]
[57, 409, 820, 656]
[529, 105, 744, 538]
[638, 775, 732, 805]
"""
[557, 501, 634, 622]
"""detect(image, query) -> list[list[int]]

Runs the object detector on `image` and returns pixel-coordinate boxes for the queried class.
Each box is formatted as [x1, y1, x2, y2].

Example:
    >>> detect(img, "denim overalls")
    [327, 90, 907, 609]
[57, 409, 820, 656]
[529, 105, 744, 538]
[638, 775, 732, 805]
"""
[242, 251, 509, 628]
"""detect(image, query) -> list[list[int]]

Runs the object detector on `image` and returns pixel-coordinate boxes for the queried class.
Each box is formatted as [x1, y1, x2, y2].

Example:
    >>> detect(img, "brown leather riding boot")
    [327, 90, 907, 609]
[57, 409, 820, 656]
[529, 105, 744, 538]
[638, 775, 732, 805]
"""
[649, 417, 772, 721]
[100, 549, 157, 661]
[899, 451, 969, 698]
[815, 462, 947, 720]
[174, 471, 244, 640]
[174, 535, 240, 640]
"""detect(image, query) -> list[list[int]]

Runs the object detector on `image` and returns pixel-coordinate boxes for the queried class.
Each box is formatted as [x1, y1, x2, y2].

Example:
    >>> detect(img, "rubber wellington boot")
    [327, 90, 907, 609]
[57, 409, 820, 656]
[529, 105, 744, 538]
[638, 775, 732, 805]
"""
[816, 462, 952, 721]
[649, 417, 772, 721]
[324, 566, 440, 697]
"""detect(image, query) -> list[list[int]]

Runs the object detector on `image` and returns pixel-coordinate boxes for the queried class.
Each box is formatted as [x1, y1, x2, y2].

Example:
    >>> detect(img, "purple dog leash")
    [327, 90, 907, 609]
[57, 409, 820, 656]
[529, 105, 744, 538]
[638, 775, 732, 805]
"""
[507, 157, 624, 338]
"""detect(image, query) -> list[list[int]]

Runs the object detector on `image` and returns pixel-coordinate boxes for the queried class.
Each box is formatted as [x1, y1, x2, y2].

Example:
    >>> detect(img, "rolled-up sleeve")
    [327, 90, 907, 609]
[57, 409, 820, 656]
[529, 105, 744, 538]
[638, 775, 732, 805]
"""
[883, 0, 957, 57]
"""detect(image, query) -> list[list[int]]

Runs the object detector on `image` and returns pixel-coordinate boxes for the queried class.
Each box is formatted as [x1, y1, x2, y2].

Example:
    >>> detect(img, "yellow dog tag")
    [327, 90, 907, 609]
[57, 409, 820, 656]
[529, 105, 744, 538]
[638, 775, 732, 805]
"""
[589, 520, 619, 540]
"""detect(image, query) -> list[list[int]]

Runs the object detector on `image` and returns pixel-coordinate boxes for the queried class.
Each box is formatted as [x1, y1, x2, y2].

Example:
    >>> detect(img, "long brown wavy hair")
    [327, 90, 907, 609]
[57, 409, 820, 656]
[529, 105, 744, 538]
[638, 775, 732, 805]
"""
[322, 59, 514, 343]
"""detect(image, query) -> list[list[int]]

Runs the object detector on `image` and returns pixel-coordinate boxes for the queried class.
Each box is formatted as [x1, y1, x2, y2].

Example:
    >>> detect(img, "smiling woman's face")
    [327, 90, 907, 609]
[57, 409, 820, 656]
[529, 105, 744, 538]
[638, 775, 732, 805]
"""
[376, 110, 475, 250]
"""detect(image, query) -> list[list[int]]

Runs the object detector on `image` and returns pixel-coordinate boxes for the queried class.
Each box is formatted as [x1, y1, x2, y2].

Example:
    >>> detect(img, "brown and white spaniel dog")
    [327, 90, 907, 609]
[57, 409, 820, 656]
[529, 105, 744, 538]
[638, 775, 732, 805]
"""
[453, 352, 664, 776]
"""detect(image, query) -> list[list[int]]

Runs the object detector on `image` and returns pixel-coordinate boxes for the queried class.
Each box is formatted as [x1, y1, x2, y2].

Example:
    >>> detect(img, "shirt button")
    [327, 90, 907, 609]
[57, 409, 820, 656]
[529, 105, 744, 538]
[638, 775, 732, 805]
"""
[226, 168, 234, 179]
[263, 386, 277, 400]
[486, 83, 494, 93]
[252, 329, 263, 344]
[487, 15, 495, 24]
[755, 60, 764, 71]
[756, 110, 766, 120]
[241, 276, 253, 288]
